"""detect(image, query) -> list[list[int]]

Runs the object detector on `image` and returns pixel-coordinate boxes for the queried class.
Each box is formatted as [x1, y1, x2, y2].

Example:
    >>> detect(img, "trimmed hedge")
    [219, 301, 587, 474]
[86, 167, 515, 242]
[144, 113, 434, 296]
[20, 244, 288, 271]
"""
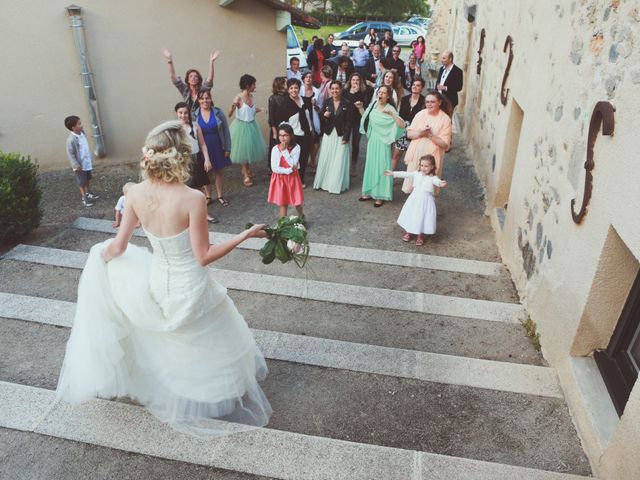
[0, 151, 43, 245]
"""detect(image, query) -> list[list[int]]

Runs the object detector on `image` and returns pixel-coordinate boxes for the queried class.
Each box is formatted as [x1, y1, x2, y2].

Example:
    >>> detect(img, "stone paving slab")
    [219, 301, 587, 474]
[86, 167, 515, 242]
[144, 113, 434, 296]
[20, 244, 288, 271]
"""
[0, 382, 593, 480]
[73, 217, 504, 276]
[2, 244, 526, 323]
[0, 293, 560, 397]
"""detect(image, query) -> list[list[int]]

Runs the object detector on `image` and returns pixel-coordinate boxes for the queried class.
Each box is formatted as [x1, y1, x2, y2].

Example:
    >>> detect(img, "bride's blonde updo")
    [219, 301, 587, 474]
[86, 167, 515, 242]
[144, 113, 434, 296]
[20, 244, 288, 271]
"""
[140, 120, 191, 183]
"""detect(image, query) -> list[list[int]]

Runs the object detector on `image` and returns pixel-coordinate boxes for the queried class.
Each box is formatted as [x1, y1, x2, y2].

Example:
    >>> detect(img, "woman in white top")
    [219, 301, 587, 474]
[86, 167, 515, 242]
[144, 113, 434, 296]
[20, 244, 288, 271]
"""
[228, 74, 267, 187]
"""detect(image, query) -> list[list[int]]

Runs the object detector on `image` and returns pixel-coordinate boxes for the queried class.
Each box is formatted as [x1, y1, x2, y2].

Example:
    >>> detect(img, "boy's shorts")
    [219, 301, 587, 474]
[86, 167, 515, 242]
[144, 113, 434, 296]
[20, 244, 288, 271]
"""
[74, 169, 92, 187]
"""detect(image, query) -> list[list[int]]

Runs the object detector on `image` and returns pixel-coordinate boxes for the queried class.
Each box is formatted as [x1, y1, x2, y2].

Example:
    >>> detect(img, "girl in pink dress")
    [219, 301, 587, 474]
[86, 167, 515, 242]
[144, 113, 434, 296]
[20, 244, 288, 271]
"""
[267, 123, 305, 218]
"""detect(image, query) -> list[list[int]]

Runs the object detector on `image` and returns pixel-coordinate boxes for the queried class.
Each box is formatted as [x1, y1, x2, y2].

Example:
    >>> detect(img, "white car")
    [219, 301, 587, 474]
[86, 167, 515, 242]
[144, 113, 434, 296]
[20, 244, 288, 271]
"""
[391, 25, 427, 47]
[286, 25, 308, 70]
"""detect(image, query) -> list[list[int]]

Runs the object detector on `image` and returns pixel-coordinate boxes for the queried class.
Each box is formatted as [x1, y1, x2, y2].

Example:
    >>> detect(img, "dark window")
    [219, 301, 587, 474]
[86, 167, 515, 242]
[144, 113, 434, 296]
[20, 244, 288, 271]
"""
[595, 270, 640, 416]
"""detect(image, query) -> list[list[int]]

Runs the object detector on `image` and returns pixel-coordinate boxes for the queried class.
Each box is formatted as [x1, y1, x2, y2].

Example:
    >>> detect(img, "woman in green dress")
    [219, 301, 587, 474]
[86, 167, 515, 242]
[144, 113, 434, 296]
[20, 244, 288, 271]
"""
[357, 85, 404, 207]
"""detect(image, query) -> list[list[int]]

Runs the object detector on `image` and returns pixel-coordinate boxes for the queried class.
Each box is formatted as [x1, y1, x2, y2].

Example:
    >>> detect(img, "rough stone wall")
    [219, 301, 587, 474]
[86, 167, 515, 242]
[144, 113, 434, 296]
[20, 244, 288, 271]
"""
[430, 1, 640, 478]
[425, 0, 453, 60]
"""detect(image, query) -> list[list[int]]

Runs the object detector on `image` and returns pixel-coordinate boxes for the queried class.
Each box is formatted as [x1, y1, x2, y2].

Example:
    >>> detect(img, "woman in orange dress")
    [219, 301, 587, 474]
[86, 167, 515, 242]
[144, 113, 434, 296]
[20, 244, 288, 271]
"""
[402, 90, 452, 193]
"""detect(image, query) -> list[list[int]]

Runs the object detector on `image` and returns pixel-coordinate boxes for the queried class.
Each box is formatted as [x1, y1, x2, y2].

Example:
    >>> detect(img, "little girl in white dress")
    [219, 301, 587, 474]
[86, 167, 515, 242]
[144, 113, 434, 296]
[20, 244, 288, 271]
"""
[385, 154, 448, 246]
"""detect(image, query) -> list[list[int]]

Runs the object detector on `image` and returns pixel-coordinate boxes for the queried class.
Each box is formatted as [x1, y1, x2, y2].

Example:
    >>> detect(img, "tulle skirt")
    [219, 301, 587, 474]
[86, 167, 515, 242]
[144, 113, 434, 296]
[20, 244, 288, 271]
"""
[229, 119, 267, 164]
[56, 241, 272, 437]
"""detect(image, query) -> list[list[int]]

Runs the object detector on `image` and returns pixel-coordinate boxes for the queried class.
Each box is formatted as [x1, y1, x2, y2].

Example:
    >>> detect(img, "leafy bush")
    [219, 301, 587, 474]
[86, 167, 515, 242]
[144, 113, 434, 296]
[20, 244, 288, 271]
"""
[0, 151, 43, 245]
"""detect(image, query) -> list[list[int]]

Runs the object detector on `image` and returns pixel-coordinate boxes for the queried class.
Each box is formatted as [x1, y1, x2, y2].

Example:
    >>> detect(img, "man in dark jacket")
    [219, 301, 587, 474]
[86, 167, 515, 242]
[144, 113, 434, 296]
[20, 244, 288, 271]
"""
[436, 50, 464, 110]
[363, 44, 383, 87]
[378, 30, 397, 57]
[387, 46, 405, 86]
[322, 34, 338, 59]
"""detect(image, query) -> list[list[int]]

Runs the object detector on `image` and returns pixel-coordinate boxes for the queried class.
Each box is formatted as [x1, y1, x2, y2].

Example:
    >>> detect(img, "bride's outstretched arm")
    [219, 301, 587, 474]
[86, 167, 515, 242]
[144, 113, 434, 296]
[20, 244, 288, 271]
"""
[102, 201, 140, 262]
[190, 196, 266, 266]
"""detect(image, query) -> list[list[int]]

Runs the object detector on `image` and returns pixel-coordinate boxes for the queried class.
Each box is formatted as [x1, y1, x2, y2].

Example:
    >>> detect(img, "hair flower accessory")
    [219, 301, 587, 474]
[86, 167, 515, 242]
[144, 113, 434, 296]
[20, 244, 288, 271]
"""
[142, 147, 155, 160]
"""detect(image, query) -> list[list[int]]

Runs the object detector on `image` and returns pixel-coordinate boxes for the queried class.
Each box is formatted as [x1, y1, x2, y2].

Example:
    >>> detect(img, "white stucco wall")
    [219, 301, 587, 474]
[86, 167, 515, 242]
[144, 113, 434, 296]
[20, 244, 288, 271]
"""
[0, 0, 284, 170]
[431, 1, 640, 478]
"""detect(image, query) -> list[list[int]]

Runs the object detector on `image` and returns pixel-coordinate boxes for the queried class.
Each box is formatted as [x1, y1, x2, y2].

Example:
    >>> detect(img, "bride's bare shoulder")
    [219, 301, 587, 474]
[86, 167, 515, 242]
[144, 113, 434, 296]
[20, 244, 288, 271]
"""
[181, 184, 206, 204]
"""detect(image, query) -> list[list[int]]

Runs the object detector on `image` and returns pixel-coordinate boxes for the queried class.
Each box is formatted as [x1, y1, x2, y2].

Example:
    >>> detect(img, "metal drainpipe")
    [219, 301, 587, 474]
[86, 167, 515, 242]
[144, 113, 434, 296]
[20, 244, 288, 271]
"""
[66, 5, 106, 157]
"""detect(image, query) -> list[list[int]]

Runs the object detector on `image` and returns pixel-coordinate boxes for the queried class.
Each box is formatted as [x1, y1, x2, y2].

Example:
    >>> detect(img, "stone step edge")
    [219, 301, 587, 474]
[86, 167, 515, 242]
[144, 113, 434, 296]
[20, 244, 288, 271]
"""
[73, 216, 504, 276]
[0, 292, 561, 398]
[2, 244, 526, 324]
[0, 382, 592, 480]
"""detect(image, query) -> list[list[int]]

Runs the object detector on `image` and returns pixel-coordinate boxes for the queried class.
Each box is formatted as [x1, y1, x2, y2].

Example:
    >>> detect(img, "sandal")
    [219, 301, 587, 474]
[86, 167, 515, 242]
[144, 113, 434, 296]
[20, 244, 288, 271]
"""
[374, 200, 384, 208]
[243, 176, 253, 187]
[402, 233, 411, 242]
[416, 235, 425, 246]
[206, 197, 213, 205]
[207, 215, 219, 224]
[215, 197, 230, 207]
[358, 196, 372, 202]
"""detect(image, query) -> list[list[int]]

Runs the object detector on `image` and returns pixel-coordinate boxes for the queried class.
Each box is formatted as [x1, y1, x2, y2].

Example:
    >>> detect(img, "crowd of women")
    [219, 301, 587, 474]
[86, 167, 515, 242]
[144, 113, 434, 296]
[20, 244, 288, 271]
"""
[160, 36, 452, 241]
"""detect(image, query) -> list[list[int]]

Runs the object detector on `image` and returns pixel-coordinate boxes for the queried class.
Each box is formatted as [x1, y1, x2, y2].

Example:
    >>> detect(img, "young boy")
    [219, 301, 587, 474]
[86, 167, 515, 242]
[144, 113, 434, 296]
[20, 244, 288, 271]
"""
[112, 182, 135, 228]
[65, 115, 99, 206]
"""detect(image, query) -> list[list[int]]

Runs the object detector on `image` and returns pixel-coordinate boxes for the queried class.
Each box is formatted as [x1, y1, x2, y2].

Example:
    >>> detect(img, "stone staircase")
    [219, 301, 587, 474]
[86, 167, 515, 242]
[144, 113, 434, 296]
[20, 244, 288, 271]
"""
[0, 216, 594, 479]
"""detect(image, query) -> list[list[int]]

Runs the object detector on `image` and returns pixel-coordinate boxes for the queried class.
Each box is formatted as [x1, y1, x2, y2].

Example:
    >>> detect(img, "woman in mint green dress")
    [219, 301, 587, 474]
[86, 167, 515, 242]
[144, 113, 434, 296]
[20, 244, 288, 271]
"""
[357, 85, 404, 207]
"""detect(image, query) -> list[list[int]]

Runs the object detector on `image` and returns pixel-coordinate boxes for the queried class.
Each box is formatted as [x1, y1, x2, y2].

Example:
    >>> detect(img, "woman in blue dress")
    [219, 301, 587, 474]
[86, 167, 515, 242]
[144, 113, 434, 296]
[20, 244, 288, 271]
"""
[197, 89, 232, 206]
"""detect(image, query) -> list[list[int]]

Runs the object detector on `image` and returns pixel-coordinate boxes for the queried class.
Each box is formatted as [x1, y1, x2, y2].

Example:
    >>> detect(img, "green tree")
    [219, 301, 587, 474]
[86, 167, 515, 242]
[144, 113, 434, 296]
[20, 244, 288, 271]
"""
[354, 0, 428, 18]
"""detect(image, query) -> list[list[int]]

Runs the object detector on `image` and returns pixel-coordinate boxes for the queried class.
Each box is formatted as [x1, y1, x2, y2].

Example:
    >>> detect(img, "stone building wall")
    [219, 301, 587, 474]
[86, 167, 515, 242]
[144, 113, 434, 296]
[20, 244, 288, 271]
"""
[431, 1, 640, 478]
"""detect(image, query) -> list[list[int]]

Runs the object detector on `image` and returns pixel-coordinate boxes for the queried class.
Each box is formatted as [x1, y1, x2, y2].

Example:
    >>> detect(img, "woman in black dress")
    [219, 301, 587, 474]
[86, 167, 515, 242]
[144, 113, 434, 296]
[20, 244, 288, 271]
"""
[342, 72, 372, 177]
[392, 76, 426, 170]
[267, 77, 288, 172]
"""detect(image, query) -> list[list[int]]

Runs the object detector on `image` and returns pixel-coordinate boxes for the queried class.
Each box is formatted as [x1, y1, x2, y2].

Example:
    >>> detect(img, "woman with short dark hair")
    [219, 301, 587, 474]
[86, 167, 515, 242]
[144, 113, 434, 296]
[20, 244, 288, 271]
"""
[272, 78, 313, 187]
[307, 38, 325, 86]
[228, 74, 266, 187]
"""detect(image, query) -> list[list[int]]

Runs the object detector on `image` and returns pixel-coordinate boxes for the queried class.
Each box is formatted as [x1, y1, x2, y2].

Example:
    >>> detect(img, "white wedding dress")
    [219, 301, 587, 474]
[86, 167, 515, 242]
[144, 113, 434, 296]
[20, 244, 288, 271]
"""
[56, 228, 272, 437]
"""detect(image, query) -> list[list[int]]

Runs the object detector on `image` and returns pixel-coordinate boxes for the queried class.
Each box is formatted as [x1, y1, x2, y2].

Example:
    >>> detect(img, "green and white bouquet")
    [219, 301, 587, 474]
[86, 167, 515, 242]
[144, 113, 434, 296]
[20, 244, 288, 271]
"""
[246, 216, 309, 268]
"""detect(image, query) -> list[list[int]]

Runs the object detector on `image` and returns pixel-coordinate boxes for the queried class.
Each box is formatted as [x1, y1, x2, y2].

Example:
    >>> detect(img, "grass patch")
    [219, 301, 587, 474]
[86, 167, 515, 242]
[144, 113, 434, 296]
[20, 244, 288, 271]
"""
[522, 317, 542, 352]
[293, 24, 345, 44]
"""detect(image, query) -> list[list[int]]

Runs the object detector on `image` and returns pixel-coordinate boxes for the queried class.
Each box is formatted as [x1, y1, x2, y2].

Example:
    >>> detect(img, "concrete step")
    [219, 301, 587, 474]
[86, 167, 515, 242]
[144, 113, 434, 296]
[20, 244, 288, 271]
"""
[73, 217, 505, 276]
[2, 244, 526, 323]
[51, 225, 518, 303]
[1, 428, 274, 480]
[69, 221, 519, 304]
[0, 381, 593, 479]
[0, 260, 543, 365]
[0, 293, 559, 397]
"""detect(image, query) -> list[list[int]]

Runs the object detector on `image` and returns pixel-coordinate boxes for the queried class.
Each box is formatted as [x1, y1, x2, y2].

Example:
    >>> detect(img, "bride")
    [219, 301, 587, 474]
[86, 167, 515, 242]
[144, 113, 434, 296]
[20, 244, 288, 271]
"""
[56, 120, 272, 436]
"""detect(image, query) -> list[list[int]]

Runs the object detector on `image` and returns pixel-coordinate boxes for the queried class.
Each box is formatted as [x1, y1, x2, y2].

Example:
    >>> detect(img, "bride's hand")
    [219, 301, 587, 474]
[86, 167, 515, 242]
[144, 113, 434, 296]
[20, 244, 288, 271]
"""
[101, 249, 112, 263]
[246, 224, 268, 239]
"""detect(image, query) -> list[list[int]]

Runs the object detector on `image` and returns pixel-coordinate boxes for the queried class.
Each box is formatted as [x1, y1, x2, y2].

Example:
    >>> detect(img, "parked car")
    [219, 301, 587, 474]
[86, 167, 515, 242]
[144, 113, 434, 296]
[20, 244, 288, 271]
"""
[286, 25, 308, 70]
[405, 16, 431, 29]
[391, 24, 427, 47]
[334, 21, 395, 48]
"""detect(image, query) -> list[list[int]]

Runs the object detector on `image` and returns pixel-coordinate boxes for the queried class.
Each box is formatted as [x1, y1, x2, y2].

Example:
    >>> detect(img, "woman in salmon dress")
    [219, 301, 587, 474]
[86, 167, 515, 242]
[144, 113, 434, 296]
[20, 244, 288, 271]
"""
[402, 90, 452, 194]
